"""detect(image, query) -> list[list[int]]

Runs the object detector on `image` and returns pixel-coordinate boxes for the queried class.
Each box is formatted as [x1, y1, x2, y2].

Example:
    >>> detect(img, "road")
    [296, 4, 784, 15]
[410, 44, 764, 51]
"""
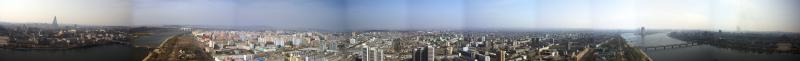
[142, 34, 211, 61]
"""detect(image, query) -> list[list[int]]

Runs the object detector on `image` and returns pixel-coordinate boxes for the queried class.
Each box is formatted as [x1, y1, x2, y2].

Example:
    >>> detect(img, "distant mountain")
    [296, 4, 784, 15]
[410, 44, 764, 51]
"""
[0, 21, 10, 25]
[361, 30, 389, 32]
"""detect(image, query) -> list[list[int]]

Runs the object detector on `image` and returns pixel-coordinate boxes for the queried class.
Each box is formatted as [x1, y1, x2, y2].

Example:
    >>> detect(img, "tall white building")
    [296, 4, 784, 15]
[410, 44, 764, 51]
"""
[52, 16, 58, 27]
[362, 47, 384, 61]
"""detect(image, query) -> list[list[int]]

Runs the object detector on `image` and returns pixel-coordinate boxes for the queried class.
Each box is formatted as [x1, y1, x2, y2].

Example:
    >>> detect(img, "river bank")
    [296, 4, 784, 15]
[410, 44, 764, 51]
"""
[0, 41, 130, 50]
[0, 44, 151, 61]
[623, 32, 800, 61]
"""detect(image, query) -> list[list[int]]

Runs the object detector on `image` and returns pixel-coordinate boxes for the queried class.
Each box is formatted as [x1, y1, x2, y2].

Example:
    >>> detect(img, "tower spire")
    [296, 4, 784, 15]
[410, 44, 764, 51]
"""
[52, 16, 58, 27]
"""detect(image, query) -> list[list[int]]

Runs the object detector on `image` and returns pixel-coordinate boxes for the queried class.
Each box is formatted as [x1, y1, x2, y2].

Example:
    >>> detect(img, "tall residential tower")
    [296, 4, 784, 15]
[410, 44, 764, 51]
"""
[52, 16, 58, 27]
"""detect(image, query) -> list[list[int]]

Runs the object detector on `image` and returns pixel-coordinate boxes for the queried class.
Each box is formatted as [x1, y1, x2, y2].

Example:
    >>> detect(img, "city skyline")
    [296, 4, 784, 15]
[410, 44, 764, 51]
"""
[0, 0, 798, 32]
[1, 0, 799, 61]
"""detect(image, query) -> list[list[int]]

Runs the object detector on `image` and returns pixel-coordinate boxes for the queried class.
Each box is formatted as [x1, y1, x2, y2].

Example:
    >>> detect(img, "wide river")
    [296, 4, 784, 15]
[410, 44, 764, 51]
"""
[0, 29, 185, 61]
[0, 44, 150, 61]
[622, 32, 800, 61]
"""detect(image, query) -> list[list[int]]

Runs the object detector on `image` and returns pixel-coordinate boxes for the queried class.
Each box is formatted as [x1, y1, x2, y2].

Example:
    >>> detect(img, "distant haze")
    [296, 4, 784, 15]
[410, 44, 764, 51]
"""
[0, 0, 130, 26]
[1, 0, 797, 32]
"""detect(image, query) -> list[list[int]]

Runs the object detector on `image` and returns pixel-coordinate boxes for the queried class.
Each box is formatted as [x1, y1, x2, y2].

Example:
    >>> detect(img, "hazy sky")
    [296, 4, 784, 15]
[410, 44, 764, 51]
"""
[0, 0, 130, 26]
[132, 0, 236, 26]
[0, 0, 797, 32]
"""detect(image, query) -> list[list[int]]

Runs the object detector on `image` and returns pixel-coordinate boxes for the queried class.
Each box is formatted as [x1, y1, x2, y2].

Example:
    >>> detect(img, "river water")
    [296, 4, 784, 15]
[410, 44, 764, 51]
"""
[0, 44, 150, 61]
[622, 32, 800, 61]
[0, 29, 185, 61]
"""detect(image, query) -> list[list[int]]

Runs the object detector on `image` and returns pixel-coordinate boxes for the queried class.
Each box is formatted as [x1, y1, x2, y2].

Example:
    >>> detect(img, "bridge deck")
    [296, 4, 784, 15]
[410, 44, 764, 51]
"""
[640, 43, 699, 50]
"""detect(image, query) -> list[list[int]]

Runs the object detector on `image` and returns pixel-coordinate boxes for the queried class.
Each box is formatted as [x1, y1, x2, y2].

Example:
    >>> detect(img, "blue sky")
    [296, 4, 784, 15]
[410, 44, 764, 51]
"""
[0, 0, 797, 32]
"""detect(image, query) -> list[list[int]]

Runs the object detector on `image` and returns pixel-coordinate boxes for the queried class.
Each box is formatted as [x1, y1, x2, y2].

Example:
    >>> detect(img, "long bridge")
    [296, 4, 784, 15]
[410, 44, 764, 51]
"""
[110, 40, 132, 45]
[639, 42, 700, 50]
[627, 32, 703, 51]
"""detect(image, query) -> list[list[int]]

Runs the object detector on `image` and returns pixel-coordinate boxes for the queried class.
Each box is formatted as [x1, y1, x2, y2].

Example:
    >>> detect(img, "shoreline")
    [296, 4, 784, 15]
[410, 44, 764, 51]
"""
[0, 42, 133, 50]
[667, 32, 800, 54]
